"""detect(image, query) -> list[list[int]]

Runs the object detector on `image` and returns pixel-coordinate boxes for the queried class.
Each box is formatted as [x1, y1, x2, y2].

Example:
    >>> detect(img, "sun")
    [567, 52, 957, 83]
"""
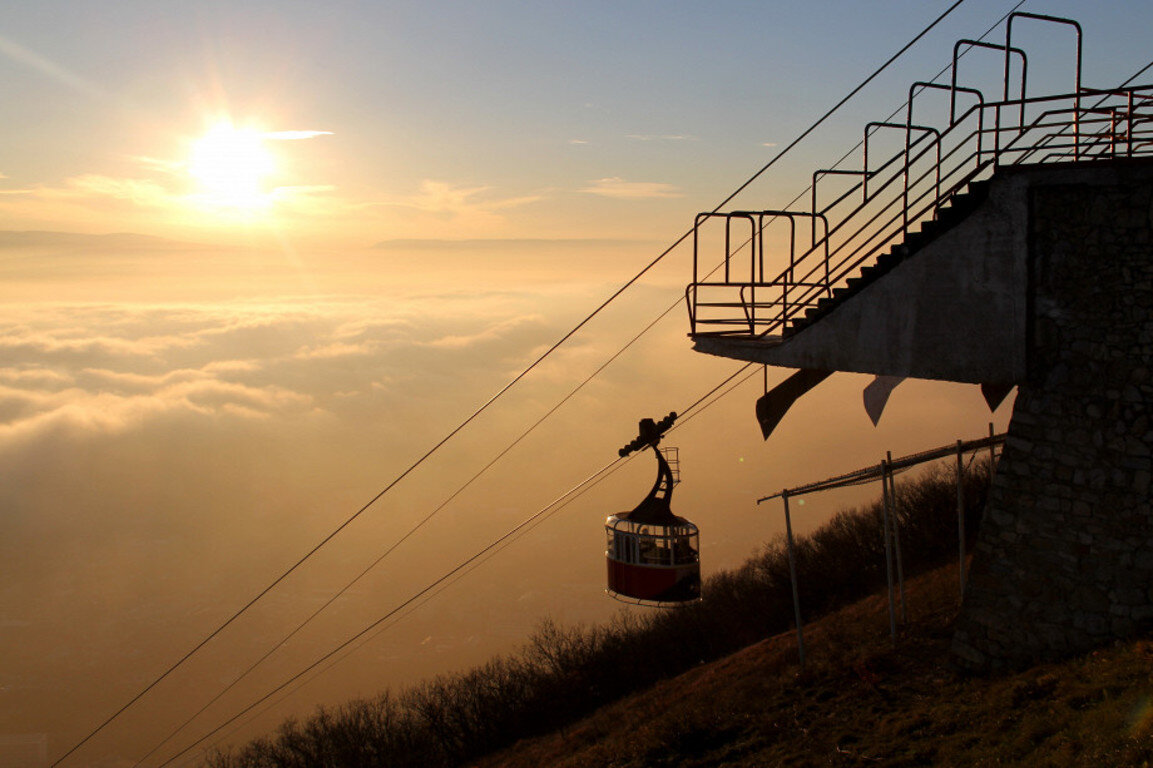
[188, 121, 276, 210]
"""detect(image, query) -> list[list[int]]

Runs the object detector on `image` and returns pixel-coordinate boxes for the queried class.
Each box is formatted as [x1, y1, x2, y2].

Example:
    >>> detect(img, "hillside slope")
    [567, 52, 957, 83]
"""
[476, 564, 1153, 767]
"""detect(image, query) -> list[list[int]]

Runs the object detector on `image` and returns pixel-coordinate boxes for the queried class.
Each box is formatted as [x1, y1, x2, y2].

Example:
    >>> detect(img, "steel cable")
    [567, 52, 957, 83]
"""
[51, 3, 969, 764]
[159, 358, 764, 768]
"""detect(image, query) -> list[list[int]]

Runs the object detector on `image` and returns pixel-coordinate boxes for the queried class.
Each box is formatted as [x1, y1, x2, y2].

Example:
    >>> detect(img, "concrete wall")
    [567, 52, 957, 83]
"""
[693, 171, 1032, 385]
[952, 165, 1153, 670]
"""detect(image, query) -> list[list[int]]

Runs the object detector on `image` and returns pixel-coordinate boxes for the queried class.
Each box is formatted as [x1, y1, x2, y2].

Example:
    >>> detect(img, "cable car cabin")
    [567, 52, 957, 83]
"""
[606, 415, 700, 604]
[605, 513, 700, 604]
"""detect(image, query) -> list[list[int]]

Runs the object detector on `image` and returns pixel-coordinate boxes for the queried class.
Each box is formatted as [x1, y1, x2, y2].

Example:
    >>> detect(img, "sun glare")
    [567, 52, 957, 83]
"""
[188, 121, 276, 211]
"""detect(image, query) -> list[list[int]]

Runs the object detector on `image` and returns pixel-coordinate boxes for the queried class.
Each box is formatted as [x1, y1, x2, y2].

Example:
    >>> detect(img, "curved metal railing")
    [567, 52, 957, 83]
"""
[686, 11, 1151, 339]
[686, 84, 1153, 338]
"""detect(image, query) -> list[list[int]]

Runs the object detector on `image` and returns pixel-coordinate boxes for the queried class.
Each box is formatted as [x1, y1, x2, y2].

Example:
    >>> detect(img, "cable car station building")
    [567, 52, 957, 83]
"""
[683, 13, 1153, 669]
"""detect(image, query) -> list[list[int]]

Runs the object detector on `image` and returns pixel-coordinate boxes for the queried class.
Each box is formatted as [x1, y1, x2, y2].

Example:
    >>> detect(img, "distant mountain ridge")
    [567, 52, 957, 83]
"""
[0, 232, 660, 253]
[0, 230, 207, 251]
[372, 237, 657, 251]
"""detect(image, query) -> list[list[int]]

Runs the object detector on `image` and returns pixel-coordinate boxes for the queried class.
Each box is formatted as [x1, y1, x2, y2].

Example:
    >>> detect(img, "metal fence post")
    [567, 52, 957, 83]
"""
[988, 421, 997, 476]
[881, 460, 897, 640]
[957, 439, 966, 595]
[887, 451, 906, 624]
[782, 491, 805, 666]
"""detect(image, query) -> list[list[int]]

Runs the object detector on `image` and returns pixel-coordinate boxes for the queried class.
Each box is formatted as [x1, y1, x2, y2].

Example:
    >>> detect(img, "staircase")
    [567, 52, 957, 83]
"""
[686, 12, 1153, 343]
[784, 177, 991, 336]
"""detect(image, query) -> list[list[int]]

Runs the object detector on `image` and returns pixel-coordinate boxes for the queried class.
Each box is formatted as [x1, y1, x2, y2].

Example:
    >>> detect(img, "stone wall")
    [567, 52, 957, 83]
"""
[952, 170, 1153, 670]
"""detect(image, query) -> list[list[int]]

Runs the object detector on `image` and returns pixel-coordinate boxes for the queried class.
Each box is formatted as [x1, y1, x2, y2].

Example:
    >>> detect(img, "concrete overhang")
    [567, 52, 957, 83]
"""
[692, 160, 1153, 386]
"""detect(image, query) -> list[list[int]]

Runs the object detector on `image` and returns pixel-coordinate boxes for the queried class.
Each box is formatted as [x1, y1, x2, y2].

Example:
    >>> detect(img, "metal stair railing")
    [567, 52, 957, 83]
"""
[686, 83, 1153, 338]
[683, 12, 1153, 340]
[688, 95, 989, 336]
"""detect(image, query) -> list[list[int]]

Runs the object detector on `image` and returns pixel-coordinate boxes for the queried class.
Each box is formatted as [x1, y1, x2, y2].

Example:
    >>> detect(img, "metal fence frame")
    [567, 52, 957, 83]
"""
[756, 425, 1005, 666]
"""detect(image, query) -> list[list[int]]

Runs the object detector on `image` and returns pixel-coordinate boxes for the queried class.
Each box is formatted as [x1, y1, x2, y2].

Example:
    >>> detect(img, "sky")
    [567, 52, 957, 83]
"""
[1, 1, 1151, 766]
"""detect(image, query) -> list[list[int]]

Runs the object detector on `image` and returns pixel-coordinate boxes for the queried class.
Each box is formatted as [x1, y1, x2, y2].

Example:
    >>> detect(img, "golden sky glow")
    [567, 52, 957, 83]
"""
[0, 1, 1145, 250]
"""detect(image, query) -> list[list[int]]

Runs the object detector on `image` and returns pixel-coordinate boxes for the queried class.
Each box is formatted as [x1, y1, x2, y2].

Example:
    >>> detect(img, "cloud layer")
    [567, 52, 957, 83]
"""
[0, 297, 570, 452]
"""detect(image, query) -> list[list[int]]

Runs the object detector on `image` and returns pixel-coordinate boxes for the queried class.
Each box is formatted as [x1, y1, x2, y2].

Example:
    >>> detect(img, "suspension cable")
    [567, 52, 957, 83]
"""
[51, 4, 969, 764]
[145, 302, 732, 765]
[183, 456, 637, 766]
[165, 30, 1153, 768]
[131, 298, 684, 767]
[153, 459, 624, 767]
[159, 359, 763, 768]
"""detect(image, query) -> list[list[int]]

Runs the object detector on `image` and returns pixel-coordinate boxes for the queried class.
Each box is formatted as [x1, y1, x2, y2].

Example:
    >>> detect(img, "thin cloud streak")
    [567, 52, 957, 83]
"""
[264, 131, 334, 141]
[0, 33, 103, 97]
[625, 134, 694, 142]
[581, 177, 682, 200]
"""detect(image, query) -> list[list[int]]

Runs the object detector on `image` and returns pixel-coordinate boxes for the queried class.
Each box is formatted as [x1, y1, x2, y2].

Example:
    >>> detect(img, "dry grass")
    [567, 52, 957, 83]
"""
[475, 563, 1153, 768]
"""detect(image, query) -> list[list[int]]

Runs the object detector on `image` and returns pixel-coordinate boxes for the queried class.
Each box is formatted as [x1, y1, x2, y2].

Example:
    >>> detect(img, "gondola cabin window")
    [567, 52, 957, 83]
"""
[605, 515, 700, 604]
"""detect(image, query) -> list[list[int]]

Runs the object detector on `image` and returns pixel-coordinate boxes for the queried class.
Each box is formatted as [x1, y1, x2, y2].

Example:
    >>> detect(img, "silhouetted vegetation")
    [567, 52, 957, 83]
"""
[206, 460, 991, 768]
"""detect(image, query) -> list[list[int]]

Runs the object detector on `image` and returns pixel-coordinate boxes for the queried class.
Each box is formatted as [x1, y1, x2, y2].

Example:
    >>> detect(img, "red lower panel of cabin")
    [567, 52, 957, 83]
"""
[607, 558, 701, 603]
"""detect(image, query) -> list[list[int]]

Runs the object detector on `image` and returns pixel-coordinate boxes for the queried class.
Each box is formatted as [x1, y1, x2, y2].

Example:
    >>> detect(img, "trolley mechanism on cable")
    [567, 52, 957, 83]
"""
[605, 412, 701, 605]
